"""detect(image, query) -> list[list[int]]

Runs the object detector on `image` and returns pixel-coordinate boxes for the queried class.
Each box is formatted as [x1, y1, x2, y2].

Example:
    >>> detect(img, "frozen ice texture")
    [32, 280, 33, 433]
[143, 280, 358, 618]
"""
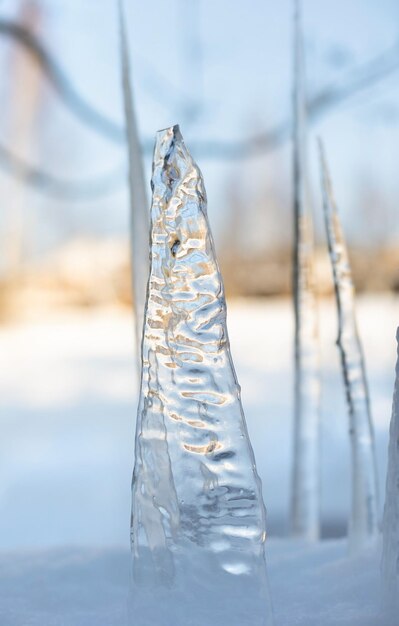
[319, 141, 379, 554]
[381, 328, 399, 610]
[291, 0, 321, 541]
[130, 125, 272, 625]
[119, 4, 150, 367]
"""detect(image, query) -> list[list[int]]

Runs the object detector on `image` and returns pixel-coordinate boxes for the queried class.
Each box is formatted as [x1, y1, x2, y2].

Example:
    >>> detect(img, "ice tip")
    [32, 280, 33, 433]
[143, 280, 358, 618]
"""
[117, 0, 126, 40]
[153, 124, 184, 156]
[396, 326, 399, 344]
[118, 0, 132, 85]
[156, 124, 182, 144]
[153, 124, 192, 169]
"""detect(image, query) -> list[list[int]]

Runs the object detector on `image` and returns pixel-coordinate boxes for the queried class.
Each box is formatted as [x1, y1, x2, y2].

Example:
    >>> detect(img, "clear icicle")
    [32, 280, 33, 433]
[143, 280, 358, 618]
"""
[130, 126, 273, 626]
[381, 328, 399, 611]
[291, 0, 321, 541]
[119, 1, 150, 367]
[319, 140, 379, 553]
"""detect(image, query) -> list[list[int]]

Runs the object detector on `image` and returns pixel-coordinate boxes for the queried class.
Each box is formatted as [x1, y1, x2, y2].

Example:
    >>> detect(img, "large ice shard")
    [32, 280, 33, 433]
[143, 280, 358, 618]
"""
[381, 328, 399, 611]
[290, 0, 320, 541]
[319, 141, 379, 553]
[129, 125, 273, 626]
[119, 2, 150, 367]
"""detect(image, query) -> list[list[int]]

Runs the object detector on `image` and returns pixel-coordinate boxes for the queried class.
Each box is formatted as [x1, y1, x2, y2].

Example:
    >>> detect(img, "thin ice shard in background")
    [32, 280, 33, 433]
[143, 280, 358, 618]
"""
[119, 1, 150, 367]
[291, 0, 320, 541]
[319, 140, 379, 553]
[130, 126, 273, 626]
[381, 328, 399, 611]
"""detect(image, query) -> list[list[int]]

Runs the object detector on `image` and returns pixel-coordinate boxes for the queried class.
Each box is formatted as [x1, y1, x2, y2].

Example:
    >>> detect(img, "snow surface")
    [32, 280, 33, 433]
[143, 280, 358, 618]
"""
[0, 295, 397, 624]
[1, 296, 396, 548]
[0, 540, 388, 626]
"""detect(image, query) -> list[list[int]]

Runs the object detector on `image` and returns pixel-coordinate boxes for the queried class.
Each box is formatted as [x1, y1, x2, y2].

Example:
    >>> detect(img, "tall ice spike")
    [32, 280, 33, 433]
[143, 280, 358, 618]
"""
[119, 0, 150, 369]
[319, 140, 379, 554]
[291, 0, 321, 540]
[381, 328, 399, 611]
[130, 126, 273, 626]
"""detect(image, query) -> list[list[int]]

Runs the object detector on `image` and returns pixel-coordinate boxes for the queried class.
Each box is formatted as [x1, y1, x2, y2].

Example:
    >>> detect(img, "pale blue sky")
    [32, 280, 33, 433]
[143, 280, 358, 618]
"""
[0, 0, 398, 251]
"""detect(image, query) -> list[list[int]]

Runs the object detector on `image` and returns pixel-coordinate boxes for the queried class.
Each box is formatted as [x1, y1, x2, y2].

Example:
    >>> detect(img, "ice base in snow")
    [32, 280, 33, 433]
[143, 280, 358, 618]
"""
[381, 328, 399, 611]
[129, 125, 272, 625]
[129, 545, 270, 626]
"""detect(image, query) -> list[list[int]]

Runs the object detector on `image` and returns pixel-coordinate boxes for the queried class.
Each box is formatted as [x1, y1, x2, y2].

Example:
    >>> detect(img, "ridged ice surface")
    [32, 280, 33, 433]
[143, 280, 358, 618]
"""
[381, 328, 399, 610]
[291, 0, 320, 541]
[130, 126, 272, 626]
[319, 142, 379, 553]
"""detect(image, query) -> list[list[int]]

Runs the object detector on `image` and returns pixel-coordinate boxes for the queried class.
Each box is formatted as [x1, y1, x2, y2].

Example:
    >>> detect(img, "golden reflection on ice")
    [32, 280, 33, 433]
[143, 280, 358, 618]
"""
[131, 126, 269, 595]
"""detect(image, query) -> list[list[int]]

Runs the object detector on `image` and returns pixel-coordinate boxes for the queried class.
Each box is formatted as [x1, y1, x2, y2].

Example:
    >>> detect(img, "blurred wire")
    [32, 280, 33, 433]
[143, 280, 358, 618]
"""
[0, 18, 188, 142]
[192, 41, 399, 159]
[0, 141, 125, 199]
[0, 17, 398, 198]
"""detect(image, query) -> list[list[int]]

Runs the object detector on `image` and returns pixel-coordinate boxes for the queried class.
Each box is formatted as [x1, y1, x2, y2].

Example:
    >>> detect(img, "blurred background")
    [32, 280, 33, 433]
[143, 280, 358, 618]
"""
[0, 0, 399, 549]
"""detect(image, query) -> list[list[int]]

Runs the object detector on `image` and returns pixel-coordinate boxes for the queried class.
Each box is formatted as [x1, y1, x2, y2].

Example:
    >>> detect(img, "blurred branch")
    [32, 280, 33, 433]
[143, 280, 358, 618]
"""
[0, 18, 188, 142]
[0, 18, 125, 142]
